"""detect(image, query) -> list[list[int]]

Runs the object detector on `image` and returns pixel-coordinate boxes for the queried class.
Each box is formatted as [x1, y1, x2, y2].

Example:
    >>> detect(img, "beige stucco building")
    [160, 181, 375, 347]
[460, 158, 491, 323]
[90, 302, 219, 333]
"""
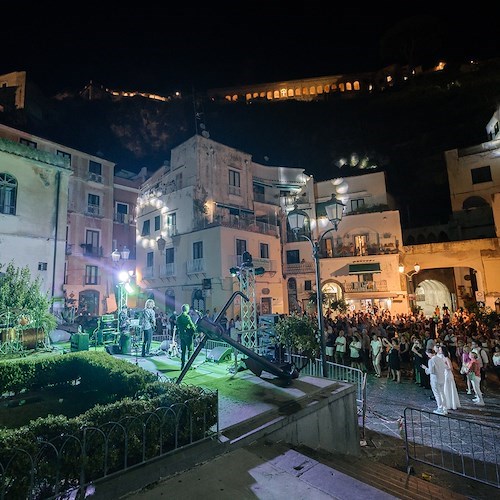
[0, 124, 71, 309]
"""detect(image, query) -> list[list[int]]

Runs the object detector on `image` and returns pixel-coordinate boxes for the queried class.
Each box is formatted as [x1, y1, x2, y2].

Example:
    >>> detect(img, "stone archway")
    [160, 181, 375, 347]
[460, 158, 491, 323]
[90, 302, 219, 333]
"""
[415, 279, 452, 317]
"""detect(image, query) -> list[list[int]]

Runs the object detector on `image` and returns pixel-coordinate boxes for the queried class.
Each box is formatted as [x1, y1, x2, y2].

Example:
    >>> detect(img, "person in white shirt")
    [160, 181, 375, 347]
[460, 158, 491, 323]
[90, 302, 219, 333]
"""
[422, 348, 448, 415]
[334, 330, 347, 365]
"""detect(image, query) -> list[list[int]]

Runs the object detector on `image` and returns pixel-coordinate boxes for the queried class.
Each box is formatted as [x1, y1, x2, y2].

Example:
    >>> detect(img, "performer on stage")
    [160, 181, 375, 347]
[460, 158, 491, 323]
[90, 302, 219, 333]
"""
[176, 304, 197, 369]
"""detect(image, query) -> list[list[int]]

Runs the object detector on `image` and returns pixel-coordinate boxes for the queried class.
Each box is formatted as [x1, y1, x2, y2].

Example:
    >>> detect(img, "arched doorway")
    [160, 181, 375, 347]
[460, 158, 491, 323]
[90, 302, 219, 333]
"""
[322, 281, 344, 316]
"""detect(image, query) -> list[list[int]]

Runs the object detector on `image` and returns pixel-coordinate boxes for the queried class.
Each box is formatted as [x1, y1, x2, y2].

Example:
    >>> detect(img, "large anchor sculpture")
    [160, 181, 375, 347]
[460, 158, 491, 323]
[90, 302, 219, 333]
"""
[176, 291, 299, 385]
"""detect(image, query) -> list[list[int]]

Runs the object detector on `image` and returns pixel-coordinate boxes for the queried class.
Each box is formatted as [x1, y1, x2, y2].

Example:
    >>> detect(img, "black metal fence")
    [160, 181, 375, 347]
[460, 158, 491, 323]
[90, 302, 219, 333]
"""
[0, 396, 219, 499]
[403, 407, 500, 488]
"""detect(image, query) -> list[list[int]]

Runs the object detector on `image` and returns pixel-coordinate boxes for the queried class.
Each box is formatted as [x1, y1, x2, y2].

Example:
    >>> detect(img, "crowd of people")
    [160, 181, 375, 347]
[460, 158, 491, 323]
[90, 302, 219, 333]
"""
[322, 306, 500, 410]
[121, 300, 500, 408]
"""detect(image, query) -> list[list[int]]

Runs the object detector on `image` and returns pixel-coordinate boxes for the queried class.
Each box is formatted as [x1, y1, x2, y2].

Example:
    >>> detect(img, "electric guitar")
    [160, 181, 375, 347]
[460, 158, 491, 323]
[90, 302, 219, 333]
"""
[168, 330, 179, 357]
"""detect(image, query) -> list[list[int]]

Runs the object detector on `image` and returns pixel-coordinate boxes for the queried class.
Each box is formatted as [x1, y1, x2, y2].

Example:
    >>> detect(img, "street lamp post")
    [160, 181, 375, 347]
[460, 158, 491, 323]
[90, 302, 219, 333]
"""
[111, 247, 131, 311]
[287, 195, 345, 377]
[399, 263, 420, 314]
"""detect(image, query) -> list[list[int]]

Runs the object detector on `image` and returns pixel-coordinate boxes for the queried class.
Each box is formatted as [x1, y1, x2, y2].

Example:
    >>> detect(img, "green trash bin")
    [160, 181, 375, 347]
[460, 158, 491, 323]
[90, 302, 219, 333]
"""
[119, 333, 131, 354]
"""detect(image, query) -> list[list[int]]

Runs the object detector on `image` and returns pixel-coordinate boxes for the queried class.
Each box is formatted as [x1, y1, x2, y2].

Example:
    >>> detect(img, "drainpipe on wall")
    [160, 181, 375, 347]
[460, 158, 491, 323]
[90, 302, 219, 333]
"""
[50, 171, 61, 312]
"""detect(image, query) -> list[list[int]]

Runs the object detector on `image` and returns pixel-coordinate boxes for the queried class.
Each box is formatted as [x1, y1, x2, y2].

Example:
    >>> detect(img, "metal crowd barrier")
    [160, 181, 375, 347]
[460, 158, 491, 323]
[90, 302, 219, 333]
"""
[403, 407, 500, 488]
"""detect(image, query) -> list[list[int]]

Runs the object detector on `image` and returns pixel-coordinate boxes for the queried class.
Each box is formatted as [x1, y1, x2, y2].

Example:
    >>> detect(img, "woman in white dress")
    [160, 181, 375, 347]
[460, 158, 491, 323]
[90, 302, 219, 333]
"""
[439, 345, 461, 410]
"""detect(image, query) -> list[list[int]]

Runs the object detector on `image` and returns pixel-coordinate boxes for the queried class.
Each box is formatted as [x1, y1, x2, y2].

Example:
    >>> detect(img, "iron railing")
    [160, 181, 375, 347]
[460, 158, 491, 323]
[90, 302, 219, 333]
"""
[0, 392, 219, 499]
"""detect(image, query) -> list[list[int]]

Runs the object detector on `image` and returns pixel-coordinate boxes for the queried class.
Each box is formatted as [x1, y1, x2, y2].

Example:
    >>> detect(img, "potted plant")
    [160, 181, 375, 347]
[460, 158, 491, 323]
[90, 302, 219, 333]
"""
[0, 262, 57, 347]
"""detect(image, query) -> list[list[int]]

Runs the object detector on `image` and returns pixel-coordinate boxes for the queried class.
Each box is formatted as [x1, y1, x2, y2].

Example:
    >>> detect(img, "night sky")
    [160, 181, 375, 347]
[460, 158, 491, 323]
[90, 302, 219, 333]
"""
[2, 5, 499, 95]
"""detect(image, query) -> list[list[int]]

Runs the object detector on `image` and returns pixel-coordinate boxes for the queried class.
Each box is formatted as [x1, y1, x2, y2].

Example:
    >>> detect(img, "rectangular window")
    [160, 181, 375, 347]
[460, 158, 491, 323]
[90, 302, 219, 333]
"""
[154, 215, 161, 231]
[146, 252, 154, 267]
[85, 265, 99, 285]
[56, 150, 71, 166]
[236, 239, 246, 256]
[471, 166, 492, 184]
[167, 212, 177, 236]
[141, 219, 150, 236]
[87, 194, 100, 215]
[286, 249, 300, 264]
[350, 198, 365, 211]
[165, 247, 174, 264]
[38, 262, 48, 271]
[20, 138, 37, 148]
[85, 229, 100, 256]
[253, 183, 265, 202]
[115, 202, 128, 223]
[89, 160, 103, 183]
[229, 169, 241, 196]
[305, 280, 312, 291]
[260, 242, 269, 259]
[193, 241, 203, 259]
[89, 160, 102, 175]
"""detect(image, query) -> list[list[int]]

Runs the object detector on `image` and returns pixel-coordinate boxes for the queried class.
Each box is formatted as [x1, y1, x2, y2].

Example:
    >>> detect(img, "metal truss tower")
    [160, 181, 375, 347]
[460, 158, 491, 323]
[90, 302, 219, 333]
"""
[239, 266, 258, 348]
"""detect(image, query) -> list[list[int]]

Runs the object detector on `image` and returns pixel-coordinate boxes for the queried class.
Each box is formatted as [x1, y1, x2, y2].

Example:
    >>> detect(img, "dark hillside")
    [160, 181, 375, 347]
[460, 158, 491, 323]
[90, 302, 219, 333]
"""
[3, 60, 500, 228]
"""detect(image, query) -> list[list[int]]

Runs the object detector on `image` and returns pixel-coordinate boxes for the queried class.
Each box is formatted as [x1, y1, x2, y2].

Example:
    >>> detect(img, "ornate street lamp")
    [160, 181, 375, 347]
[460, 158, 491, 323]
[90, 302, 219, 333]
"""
[287, 194, 345, 377]
[399, 263, 420, 313]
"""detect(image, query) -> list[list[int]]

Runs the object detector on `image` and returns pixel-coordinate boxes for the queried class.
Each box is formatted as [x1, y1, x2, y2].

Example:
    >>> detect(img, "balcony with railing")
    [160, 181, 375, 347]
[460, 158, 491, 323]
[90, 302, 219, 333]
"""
[85, 204, 102, 217]
[187, 258, 205, 274]
[159, 263, 175, 277]
[114, 212, 133, 224]
[195, 213, 279, 237]
[143, 266, 154, 279]
[287, 230, 399, 258]
[80, 244, 103, 257]
[344, 280, 388, 293]
[283, 262, 315, 274]
[228, 185, 241, 196]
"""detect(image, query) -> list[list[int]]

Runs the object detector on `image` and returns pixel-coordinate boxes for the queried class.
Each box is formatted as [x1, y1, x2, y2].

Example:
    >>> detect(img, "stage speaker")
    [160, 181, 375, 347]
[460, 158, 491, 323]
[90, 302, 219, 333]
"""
[207, 346, 232, 363]
[70, 333, 89, 352]
[105, 344, 121, 355]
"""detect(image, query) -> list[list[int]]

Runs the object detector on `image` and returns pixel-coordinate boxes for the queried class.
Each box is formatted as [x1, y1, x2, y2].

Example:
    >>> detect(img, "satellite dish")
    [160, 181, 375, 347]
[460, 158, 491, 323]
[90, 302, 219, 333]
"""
[264, 156, 269, 162]
[202, 130, 210, 138]
[200, 123, 206, 130]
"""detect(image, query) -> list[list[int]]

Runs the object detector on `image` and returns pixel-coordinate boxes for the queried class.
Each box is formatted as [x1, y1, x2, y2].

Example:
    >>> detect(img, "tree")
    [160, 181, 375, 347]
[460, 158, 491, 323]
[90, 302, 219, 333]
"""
[274, 313, 320, 367]
[0, 262, 57, 334]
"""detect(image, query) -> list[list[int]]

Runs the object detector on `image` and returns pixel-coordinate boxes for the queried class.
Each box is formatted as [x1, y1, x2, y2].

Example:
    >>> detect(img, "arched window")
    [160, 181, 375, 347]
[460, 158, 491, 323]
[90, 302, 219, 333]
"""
[0, 173, 17, 215]
[462, 196, 489, 209]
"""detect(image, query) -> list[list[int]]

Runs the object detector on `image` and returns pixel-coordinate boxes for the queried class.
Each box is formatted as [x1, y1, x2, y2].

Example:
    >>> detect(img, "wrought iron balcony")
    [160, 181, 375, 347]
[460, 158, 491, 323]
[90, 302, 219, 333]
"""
[344, 280, 388, 292]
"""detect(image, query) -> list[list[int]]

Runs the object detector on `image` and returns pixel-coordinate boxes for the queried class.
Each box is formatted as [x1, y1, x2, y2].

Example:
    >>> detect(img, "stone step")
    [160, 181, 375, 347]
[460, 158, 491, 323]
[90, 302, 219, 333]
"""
[299, 449, 468, 500]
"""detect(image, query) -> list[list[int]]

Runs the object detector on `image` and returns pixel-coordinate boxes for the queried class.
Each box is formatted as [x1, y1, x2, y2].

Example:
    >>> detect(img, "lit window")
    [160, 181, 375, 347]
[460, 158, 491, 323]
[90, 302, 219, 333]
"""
[85, 265, 99, 285]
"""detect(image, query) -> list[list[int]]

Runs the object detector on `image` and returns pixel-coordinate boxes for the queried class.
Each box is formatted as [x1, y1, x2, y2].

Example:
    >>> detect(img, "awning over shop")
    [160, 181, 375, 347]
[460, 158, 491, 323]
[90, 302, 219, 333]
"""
[348, 263, 381, 274]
